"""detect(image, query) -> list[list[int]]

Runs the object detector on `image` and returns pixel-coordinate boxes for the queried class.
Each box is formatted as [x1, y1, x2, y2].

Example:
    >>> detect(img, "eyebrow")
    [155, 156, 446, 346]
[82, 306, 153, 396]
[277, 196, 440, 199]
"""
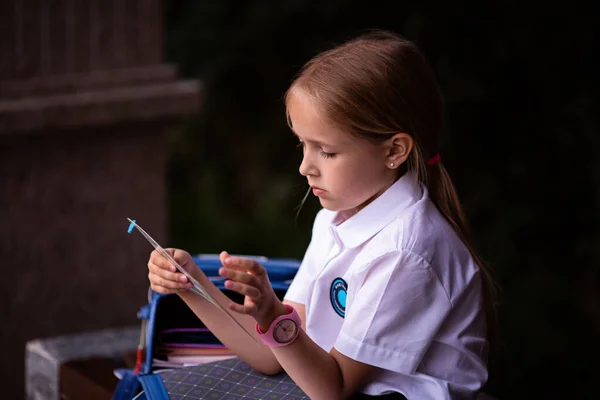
[290, 130, 336, 148]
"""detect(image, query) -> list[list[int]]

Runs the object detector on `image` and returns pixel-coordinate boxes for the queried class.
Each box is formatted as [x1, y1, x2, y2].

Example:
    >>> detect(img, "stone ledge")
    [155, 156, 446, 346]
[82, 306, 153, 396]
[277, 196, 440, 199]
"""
[26, 326, 140, 400]
[0, 64, 179, 100]
[0, 79, 202, 134]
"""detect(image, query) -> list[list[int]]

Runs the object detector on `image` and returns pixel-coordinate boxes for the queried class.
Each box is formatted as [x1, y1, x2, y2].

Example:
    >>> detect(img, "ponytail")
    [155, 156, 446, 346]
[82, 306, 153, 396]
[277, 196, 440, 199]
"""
[411, 145, 499, 357]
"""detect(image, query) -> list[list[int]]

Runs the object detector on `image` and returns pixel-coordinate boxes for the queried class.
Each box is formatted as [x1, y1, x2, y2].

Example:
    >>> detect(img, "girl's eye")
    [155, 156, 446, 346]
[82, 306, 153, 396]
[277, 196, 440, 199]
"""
[296, 142, 335, 158]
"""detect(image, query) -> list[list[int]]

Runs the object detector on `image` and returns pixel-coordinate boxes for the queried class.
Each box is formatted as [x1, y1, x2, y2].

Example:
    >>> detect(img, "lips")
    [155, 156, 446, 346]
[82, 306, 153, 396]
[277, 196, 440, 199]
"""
[311, 186, 326, 196]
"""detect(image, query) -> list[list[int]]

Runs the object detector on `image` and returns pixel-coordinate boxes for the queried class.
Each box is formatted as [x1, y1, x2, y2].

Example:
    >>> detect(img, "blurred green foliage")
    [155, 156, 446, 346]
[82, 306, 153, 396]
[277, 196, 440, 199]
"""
[163, 1, 599, 398]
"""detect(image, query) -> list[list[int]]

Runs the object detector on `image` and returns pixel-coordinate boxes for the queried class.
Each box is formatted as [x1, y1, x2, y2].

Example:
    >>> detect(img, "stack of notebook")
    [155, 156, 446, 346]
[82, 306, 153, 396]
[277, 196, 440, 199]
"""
[152, 328, 236, 369]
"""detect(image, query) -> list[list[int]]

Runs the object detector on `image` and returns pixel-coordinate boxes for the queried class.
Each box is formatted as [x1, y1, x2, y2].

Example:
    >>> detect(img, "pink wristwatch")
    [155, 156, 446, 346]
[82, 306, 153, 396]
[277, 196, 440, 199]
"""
[256, 304, 301, 347]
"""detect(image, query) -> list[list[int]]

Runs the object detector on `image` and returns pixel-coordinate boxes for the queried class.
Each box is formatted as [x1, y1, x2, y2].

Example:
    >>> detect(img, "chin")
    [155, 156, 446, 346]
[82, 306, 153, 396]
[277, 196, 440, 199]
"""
[319, 199, 339, 211]
[319, 199, 352, 213]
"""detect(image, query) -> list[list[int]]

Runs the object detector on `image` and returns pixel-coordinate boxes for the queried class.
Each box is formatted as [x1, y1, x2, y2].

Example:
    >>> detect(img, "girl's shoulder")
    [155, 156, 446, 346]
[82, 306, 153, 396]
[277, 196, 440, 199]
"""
[391, 198, 467, 251]
[362, 198, 476, 272]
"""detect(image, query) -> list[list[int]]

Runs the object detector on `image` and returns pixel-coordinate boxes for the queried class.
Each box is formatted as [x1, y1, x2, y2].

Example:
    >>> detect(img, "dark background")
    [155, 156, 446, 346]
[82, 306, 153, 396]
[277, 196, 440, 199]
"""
[2, 1, 597, 399]
[162, 1, 599, 399]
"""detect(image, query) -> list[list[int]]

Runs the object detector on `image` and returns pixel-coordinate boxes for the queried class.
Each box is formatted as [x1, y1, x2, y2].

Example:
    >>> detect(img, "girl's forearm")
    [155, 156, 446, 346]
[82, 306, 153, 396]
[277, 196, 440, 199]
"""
[272, 330, 346, 400]
[178, 272, 283, 375]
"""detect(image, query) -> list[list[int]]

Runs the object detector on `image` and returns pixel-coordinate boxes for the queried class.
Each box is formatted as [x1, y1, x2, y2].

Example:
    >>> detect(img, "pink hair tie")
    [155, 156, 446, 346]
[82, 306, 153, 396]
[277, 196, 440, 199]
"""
[427, 154, 441, 166]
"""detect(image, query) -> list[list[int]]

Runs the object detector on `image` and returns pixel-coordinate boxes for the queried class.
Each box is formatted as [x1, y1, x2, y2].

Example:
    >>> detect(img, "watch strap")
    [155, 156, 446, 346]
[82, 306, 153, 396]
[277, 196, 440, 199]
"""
[256, 304, 301, 347]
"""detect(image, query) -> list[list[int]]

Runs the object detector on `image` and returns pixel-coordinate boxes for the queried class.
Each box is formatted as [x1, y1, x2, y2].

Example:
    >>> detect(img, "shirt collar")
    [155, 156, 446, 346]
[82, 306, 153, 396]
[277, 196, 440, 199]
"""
[330, 172, 424, 249]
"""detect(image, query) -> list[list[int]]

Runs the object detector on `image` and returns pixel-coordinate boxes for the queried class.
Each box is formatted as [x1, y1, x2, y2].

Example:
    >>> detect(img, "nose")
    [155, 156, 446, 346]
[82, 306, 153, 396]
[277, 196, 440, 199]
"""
[299, 152, 317, 177]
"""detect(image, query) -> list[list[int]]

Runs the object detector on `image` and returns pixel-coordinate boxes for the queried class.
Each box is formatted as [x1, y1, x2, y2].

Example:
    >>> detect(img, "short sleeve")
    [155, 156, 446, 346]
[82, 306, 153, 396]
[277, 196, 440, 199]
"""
[334, 250, 452, 374]
[284, 208, 332, 305]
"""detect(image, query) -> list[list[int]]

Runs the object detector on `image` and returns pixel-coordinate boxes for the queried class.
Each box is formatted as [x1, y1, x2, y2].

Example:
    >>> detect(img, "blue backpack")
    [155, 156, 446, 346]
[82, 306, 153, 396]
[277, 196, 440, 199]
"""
[112, 254, 302, 400]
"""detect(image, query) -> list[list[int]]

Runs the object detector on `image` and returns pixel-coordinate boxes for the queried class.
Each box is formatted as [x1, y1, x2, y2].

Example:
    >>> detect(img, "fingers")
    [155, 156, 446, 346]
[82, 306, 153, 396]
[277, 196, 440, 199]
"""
[148, 262, 189, 283]
[219, 250, 230, 266]
[219, 267, 262, 297]
[151, 248, 192, 272]
[148, 275, 188, 294]
[219, 258, 268, 314]
[148, 249, 192, 294]
[229, 302, 258, 315]
[219, 266, 260, 286]
[150, 249, 175, 271]
[148, 267, 191, 290]
[222, 255, 266, 277]
[223, 280, 261, 299]
[148, 275, 190, 294]
[218, 252, 280, 320]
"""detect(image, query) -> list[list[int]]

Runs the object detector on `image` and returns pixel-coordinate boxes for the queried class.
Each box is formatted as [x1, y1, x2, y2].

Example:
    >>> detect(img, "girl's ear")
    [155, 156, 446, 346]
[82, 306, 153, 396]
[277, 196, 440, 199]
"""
[385, 133, 414, 168]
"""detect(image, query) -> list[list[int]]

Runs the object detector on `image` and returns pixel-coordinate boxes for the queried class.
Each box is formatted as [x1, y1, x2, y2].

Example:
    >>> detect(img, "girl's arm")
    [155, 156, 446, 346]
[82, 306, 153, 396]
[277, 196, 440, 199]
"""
[177, 277, 284, 375]
[279, 301, 375, 400]
[148, 249, 283, 375]
[220, 256, 376, 400]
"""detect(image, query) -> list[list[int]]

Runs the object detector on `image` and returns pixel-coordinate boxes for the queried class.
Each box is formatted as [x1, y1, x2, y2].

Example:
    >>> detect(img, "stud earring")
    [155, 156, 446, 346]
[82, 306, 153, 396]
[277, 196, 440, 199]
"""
[389, 162, 395, 167]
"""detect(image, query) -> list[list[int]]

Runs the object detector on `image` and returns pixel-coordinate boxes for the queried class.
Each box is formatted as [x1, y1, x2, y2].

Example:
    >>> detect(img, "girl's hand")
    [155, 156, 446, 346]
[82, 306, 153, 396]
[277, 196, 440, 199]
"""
[147, 248, 196, 294]
[218, 251, 288, 331]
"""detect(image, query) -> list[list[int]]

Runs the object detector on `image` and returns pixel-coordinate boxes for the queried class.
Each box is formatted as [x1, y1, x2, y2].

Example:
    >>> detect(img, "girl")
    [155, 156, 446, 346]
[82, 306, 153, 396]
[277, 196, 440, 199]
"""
[147, 30, 496, 400]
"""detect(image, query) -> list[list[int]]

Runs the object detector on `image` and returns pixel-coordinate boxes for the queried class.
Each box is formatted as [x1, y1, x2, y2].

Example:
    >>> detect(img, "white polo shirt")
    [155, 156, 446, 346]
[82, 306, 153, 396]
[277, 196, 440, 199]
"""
[284, 172, 488, 399]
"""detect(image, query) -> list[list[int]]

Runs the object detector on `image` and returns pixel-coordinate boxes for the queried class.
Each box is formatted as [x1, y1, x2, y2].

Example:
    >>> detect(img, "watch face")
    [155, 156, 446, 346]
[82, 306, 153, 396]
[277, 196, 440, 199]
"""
[273, 318, 298, 343]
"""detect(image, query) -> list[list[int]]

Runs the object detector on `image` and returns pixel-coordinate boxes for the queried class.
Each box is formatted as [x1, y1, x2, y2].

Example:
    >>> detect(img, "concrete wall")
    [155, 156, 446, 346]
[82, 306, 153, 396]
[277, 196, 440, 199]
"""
[0, 1, 200, 397]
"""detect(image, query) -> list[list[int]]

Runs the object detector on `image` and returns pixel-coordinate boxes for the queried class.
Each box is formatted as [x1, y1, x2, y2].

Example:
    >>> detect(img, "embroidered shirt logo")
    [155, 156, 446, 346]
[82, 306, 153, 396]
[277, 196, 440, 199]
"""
[330, 277, 348, 318]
